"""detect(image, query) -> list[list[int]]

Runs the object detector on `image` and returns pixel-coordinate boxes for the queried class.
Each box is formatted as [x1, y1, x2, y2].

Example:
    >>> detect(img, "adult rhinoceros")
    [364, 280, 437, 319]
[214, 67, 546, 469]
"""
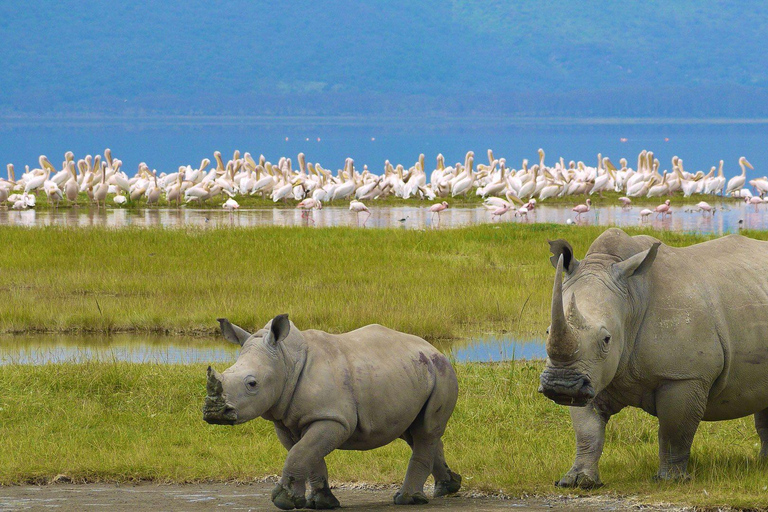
[203, 313, 461, 510]
[539, 228, 768, 487]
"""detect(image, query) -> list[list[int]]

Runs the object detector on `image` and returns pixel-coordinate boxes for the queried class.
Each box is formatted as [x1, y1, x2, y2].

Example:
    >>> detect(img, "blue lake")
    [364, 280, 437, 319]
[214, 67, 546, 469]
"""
[0, 334, 547, 365]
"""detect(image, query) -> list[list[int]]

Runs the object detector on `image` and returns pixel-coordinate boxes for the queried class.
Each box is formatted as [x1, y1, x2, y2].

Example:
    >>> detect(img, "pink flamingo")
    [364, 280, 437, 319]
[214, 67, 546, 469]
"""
[349, 200, 371, 227]
[572, 198, 591, 220]
[696, 201, 714, 216]
[516, 205, 529, 220]
[297, 198, 322, 223]
[654, 199, 671, 219]
[430, 201, 449, 227]
[525, 198, 536, 211]
[746, 196, 763, 212]
[618, 197, 631, 208]
[639, 208, 653, 222]
[491, 204, 511, 221]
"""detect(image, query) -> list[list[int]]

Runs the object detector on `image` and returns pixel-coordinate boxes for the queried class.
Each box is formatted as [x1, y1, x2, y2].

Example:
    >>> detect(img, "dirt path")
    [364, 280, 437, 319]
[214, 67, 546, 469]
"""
[0, 481, 692, 511]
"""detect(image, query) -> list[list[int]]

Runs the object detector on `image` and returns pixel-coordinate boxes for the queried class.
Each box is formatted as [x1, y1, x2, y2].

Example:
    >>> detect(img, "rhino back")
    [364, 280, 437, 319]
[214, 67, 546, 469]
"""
[289, 325, 456, 449]
[637, 235, 768, 419]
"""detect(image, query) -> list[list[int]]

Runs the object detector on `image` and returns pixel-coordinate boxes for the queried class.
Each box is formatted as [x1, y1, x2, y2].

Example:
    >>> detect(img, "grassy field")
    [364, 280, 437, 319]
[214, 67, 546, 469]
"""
[0, 224, 750, 338]
[1, 362, 767, 509]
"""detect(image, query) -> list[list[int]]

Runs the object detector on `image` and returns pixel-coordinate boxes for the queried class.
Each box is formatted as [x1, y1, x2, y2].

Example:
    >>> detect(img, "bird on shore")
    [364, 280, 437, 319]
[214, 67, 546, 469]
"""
[655, 199, 671, 219]
[429, 201, 449, 227]
[696, 201, 714, 215]
[618, 197, 631, 208]
[349, 200, 370, 226]
[572, 199, 591, 220]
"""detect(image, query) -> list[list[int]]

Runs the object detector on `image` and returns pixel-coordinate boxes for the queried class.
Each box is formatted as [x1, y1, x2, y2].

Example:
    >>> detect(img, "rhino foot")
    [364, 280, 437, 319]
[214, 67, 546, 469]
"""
[653, 469, 691, 482]
[434, 470, 462, 497]
[271, 483, 307, 510]
[555, 470, 603, 489]
[307, 483, 340, 509]
[393, 491, 429, 505]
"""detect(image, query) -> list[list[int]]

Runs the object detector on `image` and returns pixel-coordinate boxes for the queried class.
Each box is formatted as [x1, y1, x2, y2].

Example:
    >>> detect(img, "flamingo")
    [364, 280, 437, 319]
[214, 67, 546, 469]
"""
[223, 198, 240, 211]
[491, 204, 511, 221]
[618, 197, 631, 208]
[696, 201, 714, 216]
[746, 196, 763, 211]
[349, 200, 370, 227]
[572, 198, 591, 220]
[639, 208, 653, 222]
[297, 197, 322, 223]
[429, 201, 449, 227]
[654, 199, 671, 219]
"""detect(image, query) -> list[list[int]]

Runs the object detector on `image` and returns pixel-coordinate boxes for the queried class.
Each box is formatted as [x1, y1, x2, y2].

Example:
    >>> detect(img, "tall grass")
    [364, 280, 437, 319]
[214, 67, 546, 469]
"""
[0, 362, 766, 508]
[2, 224, 759, 338]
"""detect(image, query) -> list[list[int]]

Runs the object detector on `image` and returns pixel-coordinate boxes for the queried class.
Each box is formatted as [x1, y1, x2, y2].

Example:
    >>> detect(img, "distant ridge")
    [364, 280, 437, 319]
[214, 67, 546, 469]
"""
[2, 1, 767, 118]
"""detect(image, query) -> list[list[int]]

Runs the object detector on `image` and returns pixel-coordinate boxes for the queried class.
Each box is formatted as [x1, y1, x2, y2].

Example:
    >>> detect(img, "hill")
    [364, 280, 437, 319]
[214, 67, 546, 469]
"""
[2, 1, 767, 118]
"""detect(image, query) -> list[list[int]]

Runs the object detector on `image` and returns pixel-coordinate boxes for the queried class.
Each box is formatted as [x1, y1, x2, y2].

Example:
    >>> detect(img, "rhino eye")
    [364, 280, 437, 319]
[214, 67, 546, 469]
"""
[603, 335, 611, 344]
[244, 376, 258, 392]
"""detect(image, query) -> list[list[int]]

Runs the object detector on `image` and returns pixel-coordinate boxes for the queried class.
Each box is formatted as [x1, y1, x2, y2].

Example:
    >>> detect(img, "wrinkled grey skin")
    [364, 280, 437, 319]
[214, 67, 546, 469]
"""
[539, 228, 768, 488]
[204, 314, 461, 510]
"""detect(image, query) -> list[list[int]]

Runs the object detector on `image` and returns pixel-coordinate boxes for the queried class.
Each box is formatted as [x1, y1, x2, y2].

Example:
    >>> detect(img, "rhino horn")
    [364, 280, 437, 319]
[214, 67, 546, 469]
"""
[206, 366, 224, 396]
[547, 255, 579, 361]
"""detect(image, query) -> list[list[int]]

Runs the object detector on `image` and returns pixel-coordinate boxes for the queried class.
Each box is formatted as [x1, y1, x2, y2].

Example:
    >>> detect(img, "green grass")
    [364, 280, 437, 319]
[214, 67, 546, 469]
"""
[1, 224, 749, 338]
[1, 361, 767, 509]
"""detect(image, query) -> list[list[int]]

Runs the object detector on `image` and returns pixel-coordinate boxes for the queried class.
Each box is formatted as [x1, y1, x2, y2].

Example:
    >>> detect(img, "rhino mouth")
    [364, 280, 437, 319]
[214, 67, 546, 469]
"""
[203, 396, 237, 425]
[538, 367, 595, 407]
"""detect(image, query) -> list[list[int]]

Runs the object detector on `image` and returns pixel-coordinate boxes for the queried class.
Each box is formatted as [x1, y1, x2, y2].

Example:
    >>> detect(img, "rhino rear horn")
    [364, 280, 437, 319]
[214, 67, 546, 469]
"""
[217, 318, 252, 346]
[265, 314, 291, 346]
[548, 239, 579, 275]
[207, 366, 224, 395]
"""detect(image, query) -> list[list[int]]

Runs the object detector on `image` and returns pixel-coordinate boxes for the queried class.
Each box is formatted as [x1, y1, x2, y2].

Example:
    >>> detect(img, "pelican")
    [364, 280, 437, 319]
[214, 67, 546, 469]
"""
[725, 157, 753, 196]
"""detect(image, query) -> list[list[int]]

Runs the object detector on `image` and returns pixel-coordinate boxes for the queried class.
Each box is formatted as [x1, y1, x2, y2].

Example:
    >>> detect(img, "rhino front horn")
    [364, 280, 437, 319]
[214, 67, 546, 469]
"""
[207, 366, 224, 396]
[547, 255, 579, 361]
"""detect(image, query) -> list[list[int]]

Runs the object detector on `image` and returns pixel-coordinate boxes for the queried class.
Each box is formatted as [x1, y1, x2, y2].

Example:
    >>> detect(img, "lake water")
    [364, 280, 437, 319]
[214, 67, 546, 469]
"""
[2, 202, 763, 234]
[0, 334, 547, 365]
[1, 118, 767, 182]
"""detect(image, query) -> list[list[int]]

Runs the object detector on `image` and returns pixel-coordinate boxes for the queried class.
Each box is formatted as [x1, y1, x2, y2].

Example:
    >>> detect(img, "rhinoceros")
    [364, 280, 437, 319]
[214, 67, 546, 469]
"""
[539, 228, 768, 487]
[203, 313, 461, 510]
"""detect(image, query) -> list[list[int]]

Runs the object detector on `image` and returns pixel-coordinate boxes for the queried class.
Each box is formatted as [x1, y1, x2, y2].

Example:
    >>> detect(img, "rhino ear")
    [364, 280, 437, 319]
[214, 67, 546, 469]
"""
[265, 314, 291, 346]
[548, 239, 579, 275]
[217, 318, 252, 346]
[614, 242, 661, 278]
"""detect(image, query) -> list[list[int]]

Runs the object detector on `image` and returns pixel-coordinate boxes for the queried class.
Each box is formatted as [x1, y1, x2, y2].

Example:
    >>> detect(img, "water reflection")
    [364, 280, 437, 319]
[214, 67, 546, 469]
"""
[0, 333, 546, 365]
[0, 202, 762, 234]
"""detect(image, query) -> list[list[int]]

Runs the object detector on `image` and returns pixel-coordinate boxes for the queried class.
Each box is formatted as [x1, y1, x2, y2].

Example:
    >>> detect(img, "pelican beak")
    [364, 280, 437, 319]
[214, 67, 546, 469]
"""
[745, 160, 754, 170]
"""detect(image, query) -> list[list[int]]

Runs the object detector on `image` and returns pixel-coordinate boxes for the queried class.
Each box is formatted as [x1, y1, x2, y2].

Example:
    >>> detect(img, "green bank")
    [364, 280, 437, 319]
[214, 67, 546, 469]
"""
[0, 362, 766, 509]
[0, 224, 747, 338]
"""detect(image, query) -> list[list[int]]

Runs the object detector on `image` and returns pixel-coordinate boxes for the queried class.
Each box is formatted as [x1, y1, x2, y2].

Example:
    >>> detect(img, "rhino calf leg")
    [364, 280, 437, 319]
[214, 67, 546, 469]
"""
[655, 381, 707, 481]
[557, 405, 608, 489]
[275, 421, 348, 510]
[432, 439, 462, 498]
[754, 408, 768, 458]
[307, 459, 340, 510]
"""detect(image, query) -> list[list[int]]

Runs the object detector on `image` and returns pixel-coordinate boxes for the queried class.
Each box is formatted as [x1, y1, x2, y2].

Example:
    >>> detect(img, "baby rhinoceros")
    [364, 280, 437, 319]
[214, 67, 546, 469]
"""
[203, 313, 461, 510]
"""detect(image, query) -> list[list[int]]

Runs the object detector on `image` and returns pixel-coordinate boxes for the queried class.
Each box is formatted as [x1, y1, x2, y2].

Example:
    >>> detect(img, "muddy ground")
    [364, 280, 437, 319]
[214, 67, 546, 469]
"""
[0, 481, 695, 511]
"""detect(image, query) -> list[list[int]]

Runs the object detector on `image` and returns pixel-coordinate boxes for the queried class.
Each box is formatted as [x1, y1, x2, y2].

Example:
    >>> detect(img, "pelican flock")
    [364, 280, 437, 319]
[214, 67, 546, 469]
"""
[0, 149, 760, 221]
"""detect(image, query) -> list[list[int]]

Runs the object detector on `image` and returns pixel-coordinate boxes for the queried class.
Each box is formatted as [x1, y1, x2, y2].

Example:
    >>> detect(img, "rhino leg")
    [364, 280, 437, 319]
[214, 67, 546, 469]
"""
[432, 439, 462, 498]
[556, 405, 607, 489]
[274, 421, 348, 510]
[394, 434, 434, 505]
[754, 408, 768, 458]
[654, 381, 707, 481]
[307, 460, 340, 510]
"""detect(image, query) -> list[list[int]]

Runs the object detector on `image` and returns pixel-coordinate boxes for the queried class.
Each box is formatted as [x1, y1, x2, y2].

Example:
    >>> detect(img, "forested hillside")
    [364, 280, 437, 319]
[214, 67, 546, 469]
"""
[2, 1, 766, 118]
